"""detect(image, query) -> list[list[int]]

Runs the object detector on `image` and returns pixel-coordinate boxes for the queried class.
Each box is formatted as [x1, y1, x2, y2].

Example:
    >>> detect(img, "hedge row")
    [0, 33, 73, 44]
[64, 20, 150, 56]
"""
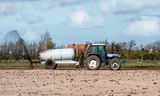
[126, 52, 160, 60]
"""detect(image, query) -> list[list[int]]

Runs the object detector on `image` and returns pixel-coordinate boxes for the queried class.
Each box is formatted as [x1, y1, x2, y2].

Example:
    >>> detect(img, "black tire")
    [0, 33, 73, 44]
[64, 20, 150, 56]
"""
[109, 58, 121, 70]
[86, 55, 101, 70]
[45, 59, 57, 69]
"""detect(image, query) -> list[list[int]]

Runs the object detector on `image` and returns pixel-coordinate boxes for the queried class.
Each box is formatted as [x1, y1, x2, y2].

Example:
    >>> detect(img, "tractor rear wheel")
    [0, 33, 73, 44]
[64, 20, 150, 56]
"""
[45, 59, 57, 69]
[86, 55, 101, 70]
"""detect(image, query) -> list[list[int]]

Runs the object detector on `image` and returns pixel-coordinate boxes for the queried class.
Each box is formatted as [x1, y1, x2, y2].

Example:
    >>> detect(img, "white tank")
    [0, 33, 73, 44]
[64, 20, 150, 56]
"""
[39, 48, 75, 60]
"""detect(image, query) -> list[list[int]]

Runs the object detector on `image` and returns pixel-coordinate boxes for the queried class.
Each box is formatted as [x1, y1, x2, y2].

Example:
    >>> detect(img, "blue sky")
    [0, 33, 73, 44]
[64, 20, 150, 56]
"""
[0, 0, 160, 45]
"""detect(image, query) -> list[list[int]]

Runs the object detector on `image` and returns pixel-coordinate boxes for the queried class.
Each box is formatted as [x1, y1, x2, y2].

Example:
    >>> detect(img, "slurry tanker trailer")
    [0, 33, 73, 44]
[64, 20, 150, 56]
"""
[39, 44, 122, 70]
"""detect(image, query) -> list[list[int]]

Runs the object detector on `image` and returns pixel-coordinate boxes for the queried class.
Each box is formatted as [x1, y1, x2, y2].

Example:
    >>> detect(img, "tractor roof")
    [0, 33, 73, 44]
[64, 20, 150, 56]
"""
[91, 44, 106, 46]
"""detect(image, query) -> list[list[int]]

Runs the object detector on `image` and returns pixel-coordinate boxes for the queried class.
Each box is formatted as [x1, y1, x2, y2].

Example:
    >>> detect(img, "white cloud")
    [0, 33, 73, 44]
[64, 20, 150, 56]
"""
[0, 0, 37, 2]
[99, 0, 160, 14]
[100, 0, 143, 12]
[99, 0, 160, 37]
[34, 0, 91, 10]
[70, 9, 105, 28]
[34, 0, 57, 10]
[71, 9, 90, 26]
[99, 0, 117, 12]
[19, 12, 44, 24]
[126, 17, 160, 37]
[0, 2, 22, 16]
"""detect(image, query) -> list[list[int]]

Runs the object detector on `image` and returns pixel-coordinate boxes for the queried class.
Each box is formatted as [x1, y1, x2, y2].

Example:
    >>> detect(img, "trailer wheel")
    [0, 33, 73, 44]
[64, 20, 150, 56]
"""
[45, 59, 57, 69]
[86, 55, 101, 70]
[109, 58, 121, 70]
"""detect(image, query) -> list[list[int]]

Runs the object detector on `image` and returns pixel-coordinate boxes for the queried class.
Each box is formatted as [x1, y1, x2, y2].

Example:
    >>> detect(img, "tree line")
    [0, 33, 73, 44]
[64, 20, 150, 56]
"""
[0, 32, 55, 60]
[0, 31, 160, 61]
[93, 39, 160, 60]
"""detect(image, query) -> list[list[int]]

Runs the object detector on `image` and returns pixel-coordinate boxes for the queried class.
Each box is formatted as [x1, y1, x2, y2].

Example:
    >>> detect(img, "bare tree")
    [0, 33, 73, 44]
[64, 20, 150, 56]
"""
[39, 32, 56, 52]
[127, 40, 136, 54]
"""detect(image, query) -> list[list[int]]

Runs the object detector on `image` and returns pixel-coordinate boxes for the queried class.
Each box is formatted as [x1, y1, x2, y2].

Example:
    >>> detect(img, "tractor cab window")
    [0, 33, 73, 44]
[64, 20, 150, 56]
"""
[91, 46, 98, 53]
[98, 46, 106, 55]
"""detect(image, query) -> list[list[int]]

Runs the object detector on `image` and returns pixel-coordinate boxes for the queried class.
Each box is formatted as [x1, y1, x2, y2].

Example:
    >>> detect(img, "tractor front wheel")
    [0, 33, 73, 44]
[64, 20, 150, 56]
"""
[109, 58, 121, 70]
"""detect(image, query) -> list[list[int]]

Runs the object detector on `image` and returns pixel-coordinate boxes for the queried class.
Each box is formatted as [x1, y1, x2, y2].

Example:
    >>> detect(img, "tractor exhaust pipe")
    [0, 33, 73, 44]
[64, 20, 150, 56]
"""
[111, 42, 114, 54]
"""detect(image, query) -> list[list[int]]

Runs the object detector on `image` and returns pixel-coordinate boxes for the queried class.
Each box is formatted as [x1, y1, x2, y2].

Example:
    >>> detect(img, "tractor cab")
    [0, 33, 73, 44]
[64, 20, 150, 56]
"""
[86, 44, 107, 64]
[85, 44, 122, 70]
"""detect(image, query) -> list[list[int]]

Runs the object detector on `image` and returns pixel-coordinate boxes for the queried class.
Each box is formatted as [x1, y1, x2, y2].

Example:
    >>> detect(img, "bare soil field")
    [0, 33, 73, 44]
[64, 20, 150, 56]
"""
[0, 69, 160, 96]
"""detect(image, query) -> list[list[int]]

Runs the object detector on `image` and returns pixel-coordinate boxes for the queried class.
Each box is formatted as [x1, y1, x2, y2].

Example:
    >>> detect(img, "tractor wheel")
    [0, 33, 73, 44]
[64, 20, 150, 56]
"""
[86, 55, 101, 70]
[45, 59, 57, 69]
[109, 58, 121, 70]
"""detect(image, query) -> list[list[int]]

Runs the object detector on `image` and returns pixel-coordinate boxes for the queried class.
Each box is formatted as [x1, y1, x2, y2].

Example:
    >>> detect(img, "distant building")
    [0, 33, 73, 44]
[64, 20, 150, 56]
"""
[149, 48, 153, 54]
